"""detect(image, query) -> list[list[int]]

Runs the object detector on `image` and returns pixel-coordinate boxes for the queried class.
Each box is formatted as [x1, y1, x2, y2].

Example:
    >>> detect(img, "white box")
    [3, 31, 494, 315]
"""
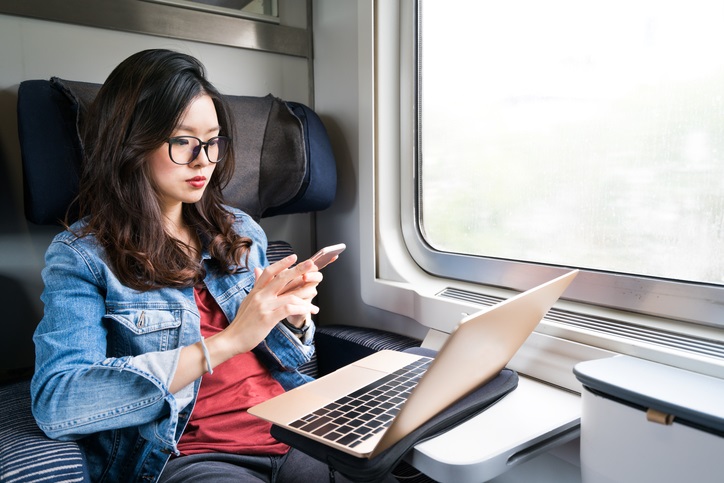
[574, 356, 724, 483]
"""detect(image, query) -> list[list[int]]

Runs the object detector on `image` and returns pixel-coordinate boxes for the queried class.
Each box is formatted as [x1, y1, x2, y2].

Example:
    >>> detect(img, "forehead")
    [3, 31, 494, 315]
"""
[175, 94, 220, 133]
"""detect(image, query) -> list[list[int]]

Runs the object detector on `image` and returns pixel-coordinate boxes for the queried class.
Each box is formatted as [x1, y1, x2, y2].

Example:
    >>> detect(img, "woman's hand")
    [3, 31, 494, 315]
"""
[272, 258, 324, 329]
[257, 258, 323, 329]
[212, 255, 322, 358]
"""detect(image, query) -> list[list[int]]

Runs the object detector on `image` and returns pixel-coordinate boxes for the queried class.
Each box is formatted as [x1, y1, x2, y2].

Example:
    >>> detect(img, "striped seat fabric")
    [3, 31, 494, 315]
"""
[0, 379, 89, 482]
[316, 325, 422, 353]
[266, 240, 296, 264]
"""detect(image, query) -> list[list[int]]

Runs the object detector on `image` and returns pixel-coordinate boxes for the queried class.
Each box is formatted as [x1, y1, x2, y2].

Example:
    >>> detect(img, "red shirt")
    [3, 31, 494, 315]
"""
[177, 285, 289, 456]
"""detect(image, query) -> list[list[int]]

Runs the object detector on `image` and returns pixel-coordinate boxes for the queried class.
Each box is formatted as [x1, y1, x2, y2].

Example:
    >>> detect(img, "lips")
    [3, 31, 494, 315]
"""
[186, 176, 206, 188]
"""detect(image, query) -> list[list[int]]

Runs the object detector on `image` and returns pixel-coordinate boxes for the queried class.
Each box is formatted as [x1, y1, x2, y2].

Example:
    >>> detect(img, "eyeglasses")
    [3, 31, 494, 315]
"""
[166, 136, 231, 165]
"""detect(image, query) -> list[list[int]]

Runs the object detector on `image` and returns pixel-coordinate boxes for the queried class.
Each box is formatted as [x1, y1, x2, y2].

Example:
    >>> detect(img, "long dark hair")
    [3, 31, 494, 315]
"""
[76, 49, 251, 290]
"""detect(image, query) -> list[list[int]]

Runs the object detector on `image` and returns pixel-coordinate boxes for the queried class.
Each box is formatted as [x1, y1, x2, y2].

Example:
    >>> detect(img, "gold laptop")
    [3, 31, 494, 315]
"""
[249, 270, 578, 459]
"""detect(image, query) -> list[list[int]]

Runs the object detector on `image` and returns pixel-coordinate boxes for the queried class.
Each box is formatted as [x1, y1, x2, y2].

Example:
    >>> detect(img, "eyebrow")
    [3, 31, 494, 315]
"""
[175, 124, 222, 135]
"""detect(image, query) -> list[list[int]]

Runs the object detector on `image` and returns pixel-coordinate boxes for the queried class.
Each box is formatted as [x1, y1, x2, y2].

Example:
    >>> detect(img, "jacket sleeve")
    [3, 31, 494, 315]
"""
[30, 238, 186, 447]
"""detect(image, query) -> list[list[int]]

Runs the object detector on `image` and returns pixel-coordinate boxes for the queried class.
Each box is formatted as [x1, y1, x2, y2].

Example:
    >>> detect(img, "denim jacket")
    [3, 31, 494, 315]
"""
[30, 207, 315, 482]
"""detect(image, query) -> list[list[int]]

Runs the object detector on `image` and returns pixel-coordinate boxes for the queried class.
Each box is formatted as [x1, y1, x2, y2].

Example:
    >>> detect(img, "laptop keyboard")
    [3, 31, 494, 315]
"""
[289, 357, 432, 449]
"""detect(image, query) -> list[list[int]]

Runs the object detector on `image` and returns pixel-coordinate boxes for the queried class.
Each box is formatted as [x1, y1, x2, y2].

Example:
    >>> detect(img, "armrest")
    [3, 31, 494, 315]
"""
[0, 379, 90, 482]
[314, 325, 422, 377]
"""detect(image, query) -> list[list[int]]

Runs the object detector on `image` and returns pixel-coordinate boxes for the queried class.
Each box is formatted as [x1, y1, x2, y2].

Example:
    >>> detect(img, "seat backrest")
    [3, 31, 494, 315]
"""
[17, 77, 337, 225]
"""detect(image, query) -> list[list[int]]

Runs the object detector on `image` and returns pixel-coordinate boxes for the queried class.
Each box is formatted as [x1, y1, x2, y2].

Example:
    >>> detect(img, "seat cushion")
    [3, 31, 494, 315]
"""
[0, 379, 90, 482]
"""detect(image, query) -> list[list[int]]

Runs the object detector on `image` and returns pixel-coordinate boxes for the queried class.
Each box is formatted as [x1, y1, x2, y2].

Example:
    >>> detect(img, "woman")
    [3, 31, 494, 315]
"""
[30, 49, 362, 482]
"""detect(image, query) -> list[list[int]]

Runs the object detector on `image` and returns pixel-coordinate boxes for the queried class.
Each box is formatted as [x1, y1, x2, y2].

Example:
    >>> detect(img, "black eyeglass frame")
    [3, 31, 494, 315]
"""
[165, 135, 232, 165]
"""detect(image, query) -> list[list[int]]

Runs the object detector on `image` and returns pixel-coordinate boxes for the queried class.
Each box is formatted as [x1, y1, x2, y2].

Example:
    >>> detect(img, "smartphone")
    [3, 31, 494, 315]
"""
[309, 243, 346, 270]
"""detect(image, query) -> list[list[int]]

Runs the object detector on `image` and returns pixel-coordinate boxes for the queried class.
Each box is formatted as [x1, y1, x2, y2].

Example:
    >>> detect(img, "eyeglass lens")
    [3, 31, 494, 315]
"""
[168, 136, 229, 165]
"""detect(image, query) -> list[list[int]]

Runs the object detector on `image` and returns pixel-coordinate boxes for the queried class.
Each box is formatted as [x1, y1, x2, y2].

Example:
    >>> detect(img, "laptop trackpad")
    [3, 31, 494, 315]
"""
[309, 363, 389, 398]
[249, 351, 421, 424]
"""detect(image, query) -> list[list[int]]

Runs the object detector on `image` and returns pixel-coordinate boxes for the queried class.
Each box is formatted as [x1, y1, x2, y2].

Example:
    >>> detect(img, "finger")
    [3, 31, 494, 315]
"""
[294, 259, 318, 276]
[302, 270, 323, 284]
[255, 254, 297, 288]
[262, 296, 318, 324]
[281, 277, 304, 294]
[269, 259, 318, 293]
[290, 285, 318, 302]
[279, 270, 323, 296]
[283, 300, 319, 317]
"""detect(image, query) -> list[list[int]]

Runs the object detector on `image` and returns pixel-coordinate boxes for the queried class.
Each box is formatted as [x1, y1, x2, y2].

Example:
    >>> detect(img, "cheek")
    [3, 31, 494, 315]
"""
[148, 149, 175, 183]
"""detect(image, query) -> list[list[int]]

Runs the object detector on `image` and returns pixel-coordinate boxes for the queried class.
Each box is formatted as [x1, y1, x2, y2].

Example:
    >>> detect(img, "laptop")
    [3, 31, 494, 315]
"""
[249, 270, 578, 459]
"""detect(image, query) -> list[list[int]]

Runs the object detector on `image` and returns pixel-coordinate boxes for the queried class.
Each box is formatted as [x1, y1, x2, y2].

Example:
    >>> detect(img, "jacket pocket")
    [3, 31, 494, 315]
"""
[104, 308, 183, 353]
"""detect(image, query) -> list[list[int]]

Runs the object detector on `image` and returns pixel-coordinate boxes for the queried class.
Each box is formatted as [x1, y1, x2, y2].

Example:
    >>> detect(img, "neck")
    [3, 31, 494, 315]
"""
[162, 203, 185, 237]
[163, 205, 200, 256]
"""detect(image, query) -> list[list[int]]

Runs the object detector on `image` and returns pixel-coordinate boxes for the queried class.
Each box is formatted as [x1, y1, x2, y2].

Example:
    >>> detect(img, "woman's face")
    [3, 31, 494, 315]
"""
[148, 93, 220, 214]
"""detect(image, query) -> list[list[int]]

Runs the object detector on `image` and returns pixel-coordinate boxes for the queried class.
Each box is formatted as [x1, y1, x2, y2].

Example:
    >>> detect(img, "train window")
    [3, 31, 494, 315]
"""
[413, 1, 724, 330]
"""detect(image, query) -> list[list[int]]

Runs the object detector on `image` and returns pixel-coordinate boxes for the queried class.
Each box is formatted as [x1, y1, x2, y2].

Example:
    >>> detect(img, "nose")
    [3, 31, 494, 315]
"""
[190, 145, 212, 166]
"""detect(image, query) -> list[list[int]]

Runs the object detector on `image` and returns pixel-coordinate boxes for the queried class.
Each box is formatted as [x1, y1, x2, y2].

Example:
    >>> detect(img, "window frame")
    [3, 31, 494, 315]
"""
[407, 0, 724, 331]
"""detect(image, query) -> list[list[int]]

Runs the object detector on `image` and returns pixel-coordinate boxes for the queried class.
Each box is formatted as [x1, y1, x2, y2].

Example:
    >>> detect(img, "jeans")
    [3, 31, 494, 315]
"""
[158, 449, 399, 483]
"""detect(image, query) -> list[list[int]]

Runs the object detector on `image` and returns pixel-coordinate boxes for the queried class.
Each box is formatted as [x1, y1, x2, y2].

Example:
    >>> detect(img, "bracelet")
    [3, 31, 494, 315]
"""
[282, 318, 309, 336]
[199, 337, 213, 375]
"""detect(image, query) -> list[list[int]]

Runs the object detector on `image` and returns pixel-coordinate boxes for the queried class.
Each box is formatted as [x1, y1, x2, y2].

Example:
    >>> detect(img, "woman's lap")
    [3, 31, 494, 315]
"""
[159, 453, 276, 482]
[159, 449, 398, 483]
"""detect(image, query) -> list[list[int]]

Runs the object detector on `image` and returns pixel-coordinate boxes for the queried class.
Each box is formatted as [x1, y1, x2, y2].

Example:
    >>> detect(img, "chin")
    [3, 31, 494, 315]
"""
[182, 191, 207, 204]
